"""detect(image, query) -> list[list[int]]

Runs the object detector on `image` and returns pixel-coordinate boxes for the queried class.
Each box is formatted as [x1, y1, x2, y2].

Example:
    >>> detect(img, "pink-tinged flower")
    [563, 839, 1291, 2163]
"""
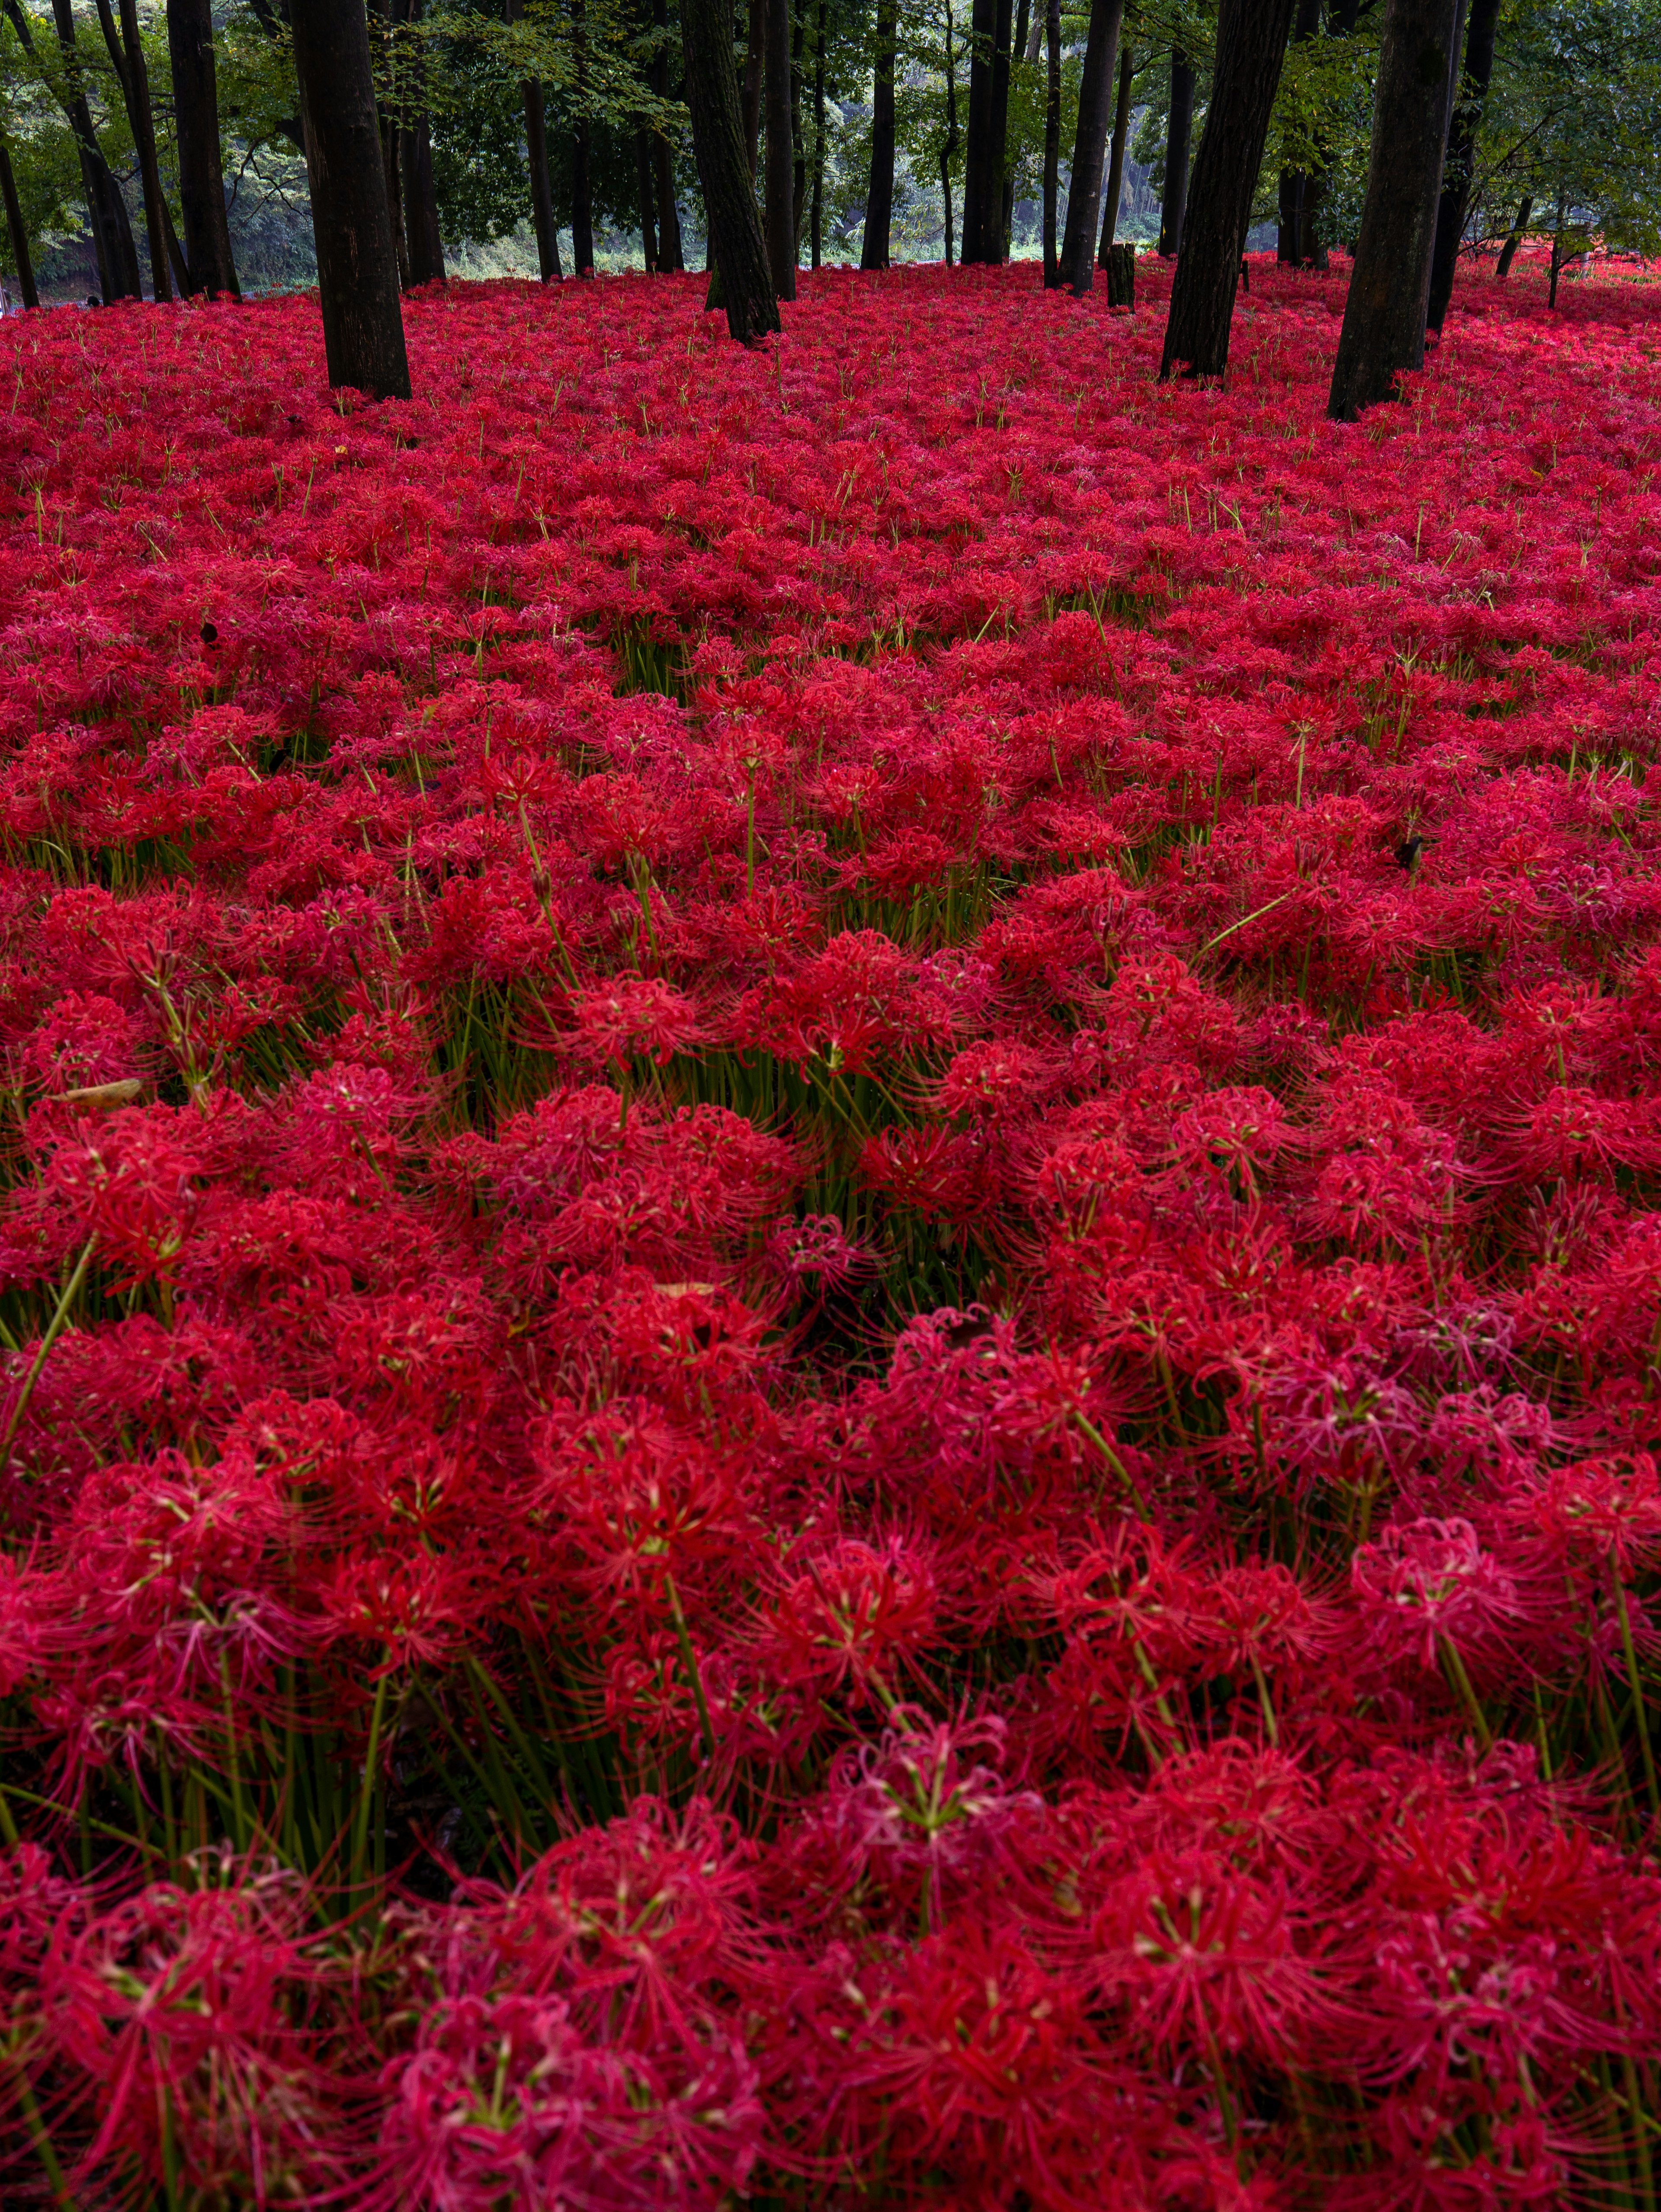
[568, 977, 705, 1071]
[1352, 1518, 1526, 1673]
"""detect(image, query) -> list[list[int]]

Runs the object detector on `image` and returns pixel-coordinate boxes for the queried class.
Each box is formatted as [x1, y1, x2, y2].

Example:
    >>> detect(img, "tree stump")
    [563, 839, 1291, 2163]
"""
[1105, 241, 1135, 308]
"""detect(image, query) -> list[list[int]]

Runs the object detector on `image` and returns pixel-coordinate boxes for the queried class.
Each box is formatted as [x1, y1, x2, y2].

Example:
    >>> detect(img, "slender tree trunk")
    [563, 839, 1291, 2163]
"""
[524, 83, 562, 277]
[986, 0, 1013, 260]
[764, 0, 795, 295]
[1000, 0, 1029, 255]
[792, 0, 807, 250]
[96, 0, 172, 299]
[1275, 0, 1319, 263]
[289, 0, 411, 398]
[1058, 0, 1123, 295]
[1326, 0, 1460, 417]
[1494, 195, 1529, 276]
[682, 0, 781, 337]
[653, 0, 685, 269]
[167, 0, 239, 296]
[635, 131, 660, 268]
[393, 0, 444, 285]
[940, 0, 959, 263]
[1097, 35, 1132, 264]
[1159, 0, 1291, 379]
[961, 0, 997, 261]
[50, 0, 142, 299]
[1548, 190, 1567, 307]
[1041, 0, 1059, 284]
[572, 0, 595, 273]
[1158, 48, 1195, 257]
[0, 140, 38, 308]
[1425, 0, 1498, 329]
[743, 0, 766, 174]
[862, 0, 897, 268]
[811, 0, 826, 266]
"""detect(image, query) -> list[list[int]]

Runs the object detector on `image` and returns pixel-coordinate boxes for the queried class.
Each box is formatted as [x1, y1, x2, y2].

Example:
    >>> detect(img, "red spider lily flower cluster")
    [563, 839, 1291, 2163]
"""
[1, 253, 1660, 2206]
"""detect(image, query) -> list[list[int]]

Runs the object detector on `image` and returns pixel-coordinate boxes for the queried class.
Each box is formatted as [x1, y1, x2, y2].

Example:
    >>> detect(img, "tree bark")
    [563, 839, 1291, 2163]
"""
[986, 0, 1013, 260]
[940, 0, 959, 263]
[810, 0, 826, 266]
[1058, 0, 1123, 295]
[635, 131, 659, 268]
[95, 0, 172, 299]
[960, 0, 997, 261]
[0, 139, 38, 308]
[1000, 0, 1029, 255]
[1547, 189, 1567, 307]
[1494, 195, 1529, 276]
[166, 0, 239, 297]
[1275, 0, 1319, 263]
[1041, 0, 1059, 284]
[1425, 0, 1498, 329]
[571, 0, 595, 273]
[391, 0, 444, 285]
[1159, 0, 1292, 379]
[764, 0, 795, 295]
[1158, 48, 1195, 257]
[652, 0, 685, 269]
[682, 0, 781, 338]
[523, 83, 562, 278]
[290, 0, 411, 398]
[1097, 33, 1133, 264]
[1326, 0, 1459, 417]
[862, 0, 897, 268]
[48, 0, 142, 300]
[743, 0, 766, 174]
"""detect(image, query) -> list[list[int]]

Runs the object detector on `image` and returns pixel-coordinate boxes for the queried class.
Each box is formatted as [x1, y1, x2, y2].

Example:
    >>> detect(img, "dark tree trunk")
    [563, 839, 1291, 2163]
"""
[1425, 0, 1498, 329]
[1547, 191, 1567, 306]
[811, 0, 826, 266]
[792, 0, 807, 251]
[1104, 240, 1134, 303]
[166, 0, 239, 297]
[49, 0, 142, 300]
[743, 0, 766, 174]
[1327, 0, 1459, 417]
[961, 0, 997, 261]
[524, 83, 563, 278]
[1058, 0, 1123, 295]
[985, 0, 1013, 260]
[290, 0, 411, 399]
[1041, 0, 1060, 284]
[1000, 0, 1029, 256]
[1159, 0, 1292, 379]
[682, 0, 780, 338]
[652, 0, 684, 269]
[1158, 48, 1195, 257]
[96, 0, 172, 299]
[940, 0, 960, 263]
[1494, 195, 1530, 276]
[392, 0, 444, 285]
[862, 0, 897, 268]
[1097, 33, 1133, 264]
[0, 140, 38, 308]
[572, 0, 595, 273]
[764, 0, 795, 295]
[635, 132, 659, 269]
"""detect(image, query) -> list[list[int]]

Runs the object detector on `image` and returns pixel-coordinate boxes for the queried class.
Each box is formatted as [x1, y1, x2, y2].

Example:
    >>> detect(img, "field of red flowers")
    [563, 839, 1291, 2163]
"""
[0, 251, 1659, 2207]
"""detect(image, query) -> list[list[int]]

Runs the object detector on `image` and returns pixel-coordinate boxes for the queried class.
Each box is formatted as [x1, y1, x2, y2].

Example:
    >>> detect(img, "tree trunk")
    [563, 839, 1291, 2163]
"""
[1494, 195, 1530, 276]
[166, 0, 239, 297]
[811, 0, 826, 266]
[1425, 0, 1498, 329]
[985, 0, 1013, 260]
[1158, 48, 1195, 257]
[571, 0, 595, 273]
[1041, 0, 1059, 284]
[524, 82, 563, 278]
[290, 0, 411, 398]
[1104, 239, 1133, 304]
[764, 0, 795, 295]
[390, 0, 443, 286]
[791, 0, 807, 252]
[1159, 0, 1291, 380]
[940, 0, 959, 263]
[1275, 0, 1319, 263]
[635, 131, 660, 269]
[652, 0, 685, 269]
[743, 0, 766, 174]
[0, 140, 38, 308]
[961, 0, 997, 261]
[1548, 190, 1566, 307]
[1326, 0, 1460, 418]
[862, 0, 897, 268]
[682, 0, 781, 338]
[96, 0, 172, 299]
[1000, 0, 1029, 256]
[1097, 34, 1132, 263]
[1058, 0, 1123, 295]
[50, 0, 143, 300]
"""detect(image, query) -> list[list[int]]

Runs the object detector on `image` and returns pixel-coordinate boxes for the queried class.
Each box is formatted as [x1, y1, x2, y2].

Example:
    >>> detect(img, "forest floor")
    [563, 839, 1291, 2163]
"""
[1, 254, 1660, 2208]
